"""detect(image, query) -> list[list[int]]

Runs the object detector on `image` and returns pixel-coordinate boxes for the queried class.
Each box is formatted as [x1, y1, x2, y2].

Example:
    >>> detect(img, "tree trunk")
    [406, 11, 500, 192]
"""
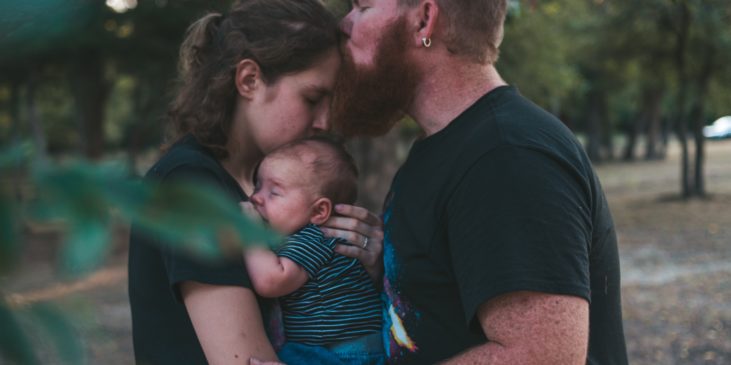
[623, 88, 660, 161]
[644, 89, 664, 160]
[586, 89, 603, 163]
[9, 77, 24, 202]
[622, 112, 641, 161]
[9, 78, 22, 145]
[689, 43, 715, 197]
[599, 95, 614, 161]
[673, 0, 691, 198]
[26, 69, 48, 163]
[69, 48, 107, 160]
[690, 103, 706, 197]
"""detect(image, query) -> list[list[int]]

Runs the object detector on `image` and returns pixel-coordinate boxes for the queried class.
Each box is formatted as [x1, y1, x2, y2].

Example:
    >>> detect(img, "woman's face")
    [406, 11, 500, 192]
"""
[246, 48, 341, 154]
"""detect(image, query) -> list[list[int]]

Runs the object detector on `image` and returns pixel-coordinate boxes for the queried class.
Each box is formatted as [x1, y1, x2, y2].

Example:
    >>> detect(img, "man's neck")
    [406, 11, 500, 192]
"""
[408, 63, 507, 137]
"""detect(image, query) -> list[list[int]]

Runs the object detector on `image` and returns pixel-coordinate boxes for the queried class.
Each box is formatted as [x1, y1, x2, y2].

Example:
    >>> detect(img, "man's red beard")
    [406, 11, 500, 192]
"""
[331, 17, 420, 138]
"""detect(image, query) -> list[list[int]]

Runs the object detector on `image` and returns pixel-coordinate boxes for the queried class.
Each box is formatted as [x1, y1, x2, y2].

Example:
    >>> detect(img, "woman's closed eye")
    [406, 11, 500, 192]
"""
[304, 95, 322, 107]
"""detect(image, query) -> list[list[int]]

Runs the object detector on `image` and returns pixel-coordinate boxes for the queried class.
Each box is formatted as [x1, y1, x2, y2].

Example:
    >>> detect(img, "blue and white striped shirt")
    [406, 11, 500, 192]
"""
[276, 224, 382, 346]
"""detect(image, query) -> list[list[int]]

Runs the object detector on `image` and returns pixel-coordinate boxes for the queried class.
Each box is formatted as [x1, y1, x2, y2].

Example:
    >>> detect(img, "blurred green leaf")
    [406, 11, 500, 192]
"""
[134, 181, 281, 257]
[26, 159, 279, 271]
[27, 303, 86, 365]
[0, 143, 29, 273]
[0, 302, 39, 365]
[61, 220, 111, 275]
[30, 161, 124, 221]
[0, 0, 99, 63]
[0, 142, 32, 169]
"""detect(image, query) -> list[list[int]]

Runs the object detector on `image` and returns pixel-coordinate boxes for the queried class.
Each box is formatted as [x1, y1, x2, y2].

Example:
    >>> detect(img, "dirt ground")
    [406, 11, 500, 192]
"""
[3, 139, 731, 364]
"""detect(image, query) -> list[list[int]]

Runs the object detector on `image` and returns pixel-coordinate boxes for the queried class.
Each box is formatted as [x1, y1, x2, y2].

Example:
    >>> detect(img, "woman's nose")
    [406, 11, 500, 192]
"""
[339, 13, 353, 38]
[312, 109, 330, 132]
[250, 192, 263, 206]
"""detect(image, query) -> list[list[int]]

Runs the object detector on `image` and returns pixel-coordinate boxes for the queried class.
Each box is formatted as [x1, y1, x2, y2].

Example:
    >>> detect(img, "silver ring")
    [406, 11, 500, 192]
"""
[362, 236, 369, 249]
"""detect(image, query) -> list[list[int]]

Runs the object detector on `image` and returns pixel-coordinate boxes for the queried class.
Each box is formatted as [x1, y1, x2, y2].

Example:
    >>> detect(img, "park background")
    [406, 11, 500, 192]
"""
[1, 0, 730, 363]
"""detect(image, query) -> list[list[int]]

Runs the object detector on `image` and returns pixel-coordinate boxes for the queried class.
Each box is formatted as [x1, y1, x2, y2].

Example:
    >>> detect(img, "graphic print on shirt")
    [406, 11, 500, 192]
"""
[382, 188, 420, 361]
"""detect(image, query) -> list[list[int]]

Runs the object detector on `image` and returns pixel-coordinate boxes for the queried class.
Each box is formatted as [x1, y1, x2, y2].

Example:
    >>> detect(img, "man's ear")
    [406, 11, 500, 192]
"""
[235, 59, 264, 99]
[409, 0, 439, 48]
[310, 197, 333, 225]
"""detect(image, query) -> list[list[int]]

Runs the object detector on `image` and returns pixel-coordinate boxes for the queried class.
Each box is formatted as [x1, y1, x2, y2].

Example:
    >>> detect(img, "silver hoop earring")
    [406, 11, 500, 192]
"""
[422, 37, 432, 48]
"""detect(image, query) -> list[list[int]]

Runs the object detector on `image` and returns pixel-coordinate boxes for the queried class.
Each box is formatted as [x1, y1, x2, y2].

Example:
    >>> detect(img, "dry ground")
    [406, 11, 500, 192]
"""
[3, 139, 730, 364]
[604, 140, 731, 365]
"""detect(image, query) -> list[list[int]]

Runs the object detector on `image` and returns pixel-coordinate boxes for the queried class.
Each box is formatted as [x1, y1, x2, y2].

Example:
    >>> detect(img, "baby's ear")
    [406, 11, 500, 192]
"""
[310, 197, 333, 225]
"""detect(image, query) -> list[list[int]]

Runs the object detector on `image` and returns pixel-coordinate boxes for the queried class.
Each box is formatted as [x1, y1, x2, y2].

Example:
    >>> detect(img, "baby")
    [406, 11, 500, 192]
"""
[243, 136, 384, 365]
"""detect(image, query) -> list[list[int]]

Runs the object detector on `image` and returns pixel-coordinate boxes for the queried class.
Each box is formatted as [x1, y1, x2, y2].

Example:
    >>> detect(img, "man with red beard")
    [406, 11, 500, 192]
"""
[332, 1, 628, 365]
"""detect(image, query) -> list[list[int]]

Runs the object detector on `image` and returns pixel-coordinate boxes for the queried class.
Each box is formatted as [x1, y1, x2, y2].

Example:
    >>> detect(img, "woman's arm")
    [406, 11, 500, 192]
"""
[244, 247, 309, 298]
[320, 204, 384, 284]
[180, 281, 279, 364]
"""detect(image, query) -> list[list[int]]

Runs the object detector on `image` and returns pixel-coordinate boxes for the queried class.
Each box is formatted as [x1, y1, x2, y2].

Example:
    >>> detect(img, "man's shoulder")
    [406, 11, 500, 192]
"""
[470, 87, 584, 160]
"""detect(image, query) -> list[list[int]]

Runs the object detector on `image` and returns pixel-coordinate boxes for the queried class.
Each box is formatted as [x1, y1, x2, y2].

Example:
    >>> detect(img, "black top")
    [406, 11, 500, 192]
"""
[381, 86, 628, 364]
[128, 135, 260, 365]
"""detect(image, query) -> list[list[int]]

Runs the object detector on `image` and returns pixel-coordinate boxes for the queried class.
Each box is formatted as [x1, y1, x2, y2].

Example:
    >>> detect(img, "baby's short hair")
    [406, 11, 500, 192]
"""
[267, 135, 358, 205]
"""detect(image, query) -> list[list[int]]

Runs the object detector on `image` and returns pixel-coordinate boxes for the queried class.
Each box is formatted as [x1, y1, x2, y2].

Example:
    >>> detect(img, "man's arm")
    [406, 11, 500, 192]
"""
[440, 291, 588, 365]
[244, 247, 309, 298]
[180, 281, 279, 364]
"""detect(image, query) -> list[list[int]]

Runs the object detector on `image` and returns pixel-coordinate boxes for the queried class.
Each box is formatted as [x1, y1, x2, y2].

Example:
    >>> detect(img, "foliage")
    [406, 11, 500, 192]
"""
[0, 142, 279, 363]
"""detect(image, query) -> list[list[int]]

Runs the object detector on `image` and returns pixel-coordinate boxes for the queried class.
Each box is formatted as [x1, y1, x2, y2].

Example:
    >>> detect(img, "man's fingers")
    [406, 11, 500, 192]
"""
[322, 217, 373, 236]
[334, 204, 380, 225]
[321, 227, 361, 245]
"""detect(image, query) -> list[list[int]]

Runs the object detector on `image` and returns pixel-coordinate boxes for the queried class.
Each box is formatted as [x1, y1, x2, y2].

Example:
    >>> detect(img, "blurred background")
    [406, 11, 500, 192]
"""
[1, 0, 730, 364]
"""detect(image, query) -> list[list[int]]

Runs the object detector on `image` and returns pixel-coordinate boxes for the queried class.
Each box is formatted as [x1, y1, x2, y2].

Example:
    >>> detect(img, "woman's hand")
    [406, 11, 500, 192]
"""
[320, 204, 384, 284]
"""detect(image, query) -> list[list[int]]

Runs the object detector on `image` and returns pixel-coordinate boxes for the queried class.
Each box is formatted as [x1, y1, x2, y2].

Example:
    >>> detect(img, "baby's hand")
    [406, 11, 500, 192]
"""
[240, 201, 263, 224]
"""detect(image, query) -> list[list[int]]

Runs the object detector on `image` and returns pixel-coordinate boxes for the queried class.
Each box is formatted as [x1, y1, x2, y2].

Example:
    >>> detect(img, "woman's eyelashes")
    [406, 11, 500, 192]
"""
[304, 95, 322, 107]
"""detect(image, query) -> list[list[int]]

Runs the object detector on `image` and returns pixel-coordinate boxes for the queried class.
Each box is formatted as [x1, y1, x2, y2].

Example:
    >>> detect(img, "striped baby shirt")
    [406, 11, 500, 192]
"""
[275, 224, 382, 346]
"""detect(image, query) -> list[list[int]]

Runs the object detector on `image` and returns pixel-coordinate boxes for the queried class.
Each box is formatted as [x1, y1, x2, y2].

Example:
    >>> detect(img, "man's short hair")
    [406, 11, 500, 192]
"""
[400, 0, 507, 64]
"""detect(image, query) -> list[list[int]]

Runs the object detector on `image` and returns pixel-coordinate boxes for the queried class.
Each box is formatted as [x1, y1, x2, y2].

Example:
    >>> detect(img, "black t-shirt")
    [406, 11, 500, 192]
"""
[128, 135, 264, 365]
[382, 86, 628, 364]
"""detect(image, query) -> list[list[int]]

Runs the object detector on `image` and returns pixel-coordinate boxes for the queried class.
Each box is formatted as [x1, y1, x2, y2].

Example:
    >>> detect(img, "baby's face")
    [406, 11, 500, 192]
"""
[250, 156, 319, 235]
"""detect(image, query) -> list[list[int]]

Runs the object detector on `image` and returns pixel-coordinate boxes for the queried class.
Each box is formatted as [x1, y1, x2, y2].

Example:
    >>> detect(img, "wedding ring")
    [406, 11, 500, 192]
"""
[362, 236, 369, 249]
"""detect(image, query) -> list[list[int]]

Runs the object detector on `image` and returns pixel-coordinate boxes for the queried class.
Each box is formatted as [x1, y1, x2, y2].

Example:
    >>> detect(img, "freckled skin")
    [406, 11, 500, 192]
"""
[440, 291, 588, 365]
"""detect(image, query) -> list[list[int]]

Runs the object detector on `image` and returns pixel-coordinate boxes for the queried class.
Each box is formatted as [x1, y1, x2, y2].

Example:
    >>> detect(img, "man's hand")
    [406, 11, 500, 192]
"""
[320, 204, 384, 284]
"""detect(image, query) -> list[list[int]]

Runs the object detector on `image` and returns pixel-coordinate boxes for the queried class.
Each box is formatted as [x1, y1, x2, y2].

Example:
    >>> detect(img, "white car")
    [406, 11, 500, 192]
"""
[703, 116, 731, 139]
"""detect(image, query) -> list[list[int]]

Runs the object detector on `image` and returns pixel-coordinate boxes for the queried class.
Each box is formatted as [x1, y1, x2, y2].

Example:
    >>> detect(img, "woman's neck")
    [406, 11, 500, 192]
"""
[221, 121, 262, 197]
